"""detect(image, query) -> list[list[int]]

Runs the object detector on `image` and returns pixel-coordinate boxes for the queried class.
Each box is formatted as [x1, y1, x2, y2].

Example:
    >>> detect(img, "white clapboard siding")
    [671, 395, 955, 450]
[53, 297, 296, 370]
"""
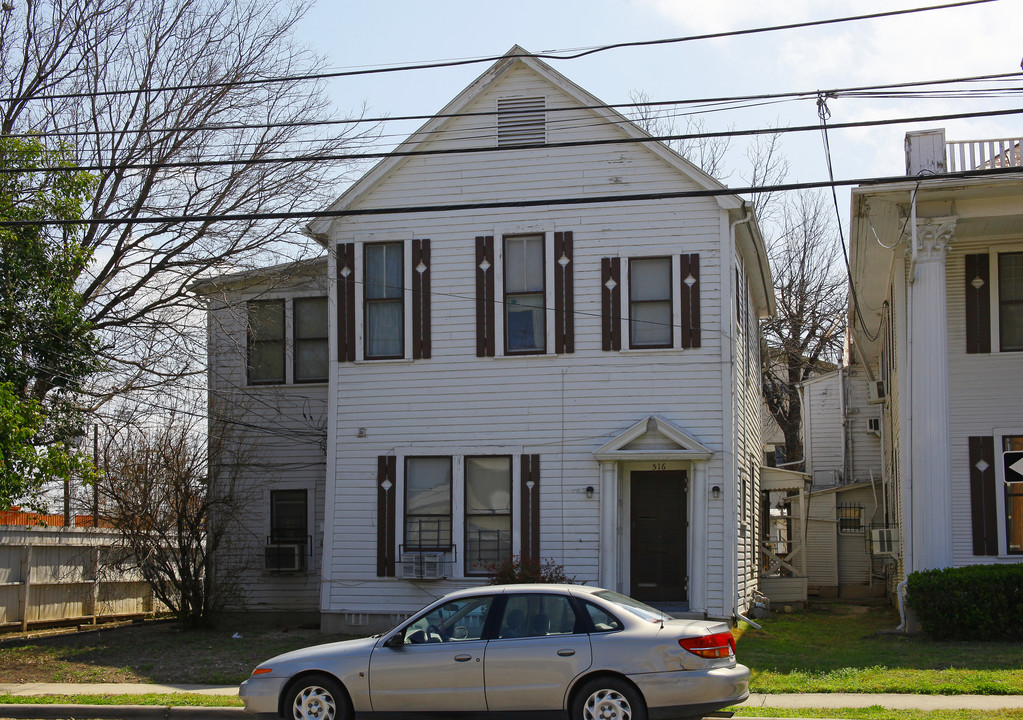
[944, 244, 1023, 567]
[201, 263, 329, 614]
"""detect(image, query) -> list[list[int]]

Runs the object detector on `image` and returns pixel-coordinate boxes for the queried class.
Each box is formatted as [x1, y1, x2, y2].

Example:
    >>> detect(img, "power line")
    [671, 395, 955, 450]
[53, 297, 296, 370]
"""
[3, 162, 1021, 229]
[5, 105, 1023, 177]
[0, 0, 998, 104]
[6, 70, 1020, 140]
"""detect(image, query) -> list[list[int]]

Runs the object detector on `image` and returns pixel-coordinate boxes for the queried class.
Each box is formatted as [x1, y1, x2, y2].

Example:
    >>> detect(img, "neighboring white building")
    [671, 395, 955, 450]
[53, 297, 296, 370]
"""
[197, 47, 774, 631]
[847, 129, 1023, 592]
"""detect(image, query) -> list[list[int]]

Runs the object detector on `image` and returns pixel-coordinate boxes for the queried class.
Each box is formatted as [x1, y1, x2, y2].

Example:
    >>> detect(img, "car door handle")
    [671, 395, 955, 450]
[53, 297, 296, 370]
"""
[557, 649, 576, 657]
[454, 654, 473, 662]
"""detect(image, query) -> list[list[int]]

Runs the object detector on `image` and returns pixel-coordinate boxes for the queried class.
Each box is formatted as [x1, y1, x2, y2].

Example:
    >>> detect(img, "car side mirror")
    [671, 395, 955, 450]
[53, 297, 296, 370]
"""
[384, 632, 405, 649]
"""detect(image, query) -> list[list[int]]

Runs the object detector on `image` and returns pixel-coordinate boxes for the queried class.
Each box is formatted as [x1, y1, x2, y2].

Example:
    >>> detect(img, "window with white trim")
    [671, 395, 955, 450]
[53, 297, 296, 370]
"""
[294, 297, 328, 382]
[248, 300, 285, 384]
[246, 297, 328, 386]
[998, 252, 1023, 352]
[405, 457, 452, 551]
[629, 256, 672, 348]
[365, 242, 404, 359]
[1005, 435, 1023, 555]
[465, 456, 512, 575]
[504, 234, 546, 354]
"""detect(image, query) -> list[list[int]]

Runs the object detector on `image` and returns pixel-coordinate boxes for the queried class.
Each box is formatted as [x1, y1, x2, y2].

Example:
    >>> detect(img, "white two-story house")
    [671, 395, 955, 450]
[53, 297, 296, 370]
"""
[196, 47, 774, 632]
[848, 129, 1023, 594]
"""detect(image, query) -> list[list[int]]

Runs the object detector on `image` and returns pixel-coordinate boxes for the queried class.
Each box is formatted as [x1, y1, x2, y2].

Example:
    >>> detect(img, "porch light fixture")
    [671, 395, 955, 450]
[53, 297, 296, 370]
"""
[711, 485, 721, 499]
[585, 485, 594, 499]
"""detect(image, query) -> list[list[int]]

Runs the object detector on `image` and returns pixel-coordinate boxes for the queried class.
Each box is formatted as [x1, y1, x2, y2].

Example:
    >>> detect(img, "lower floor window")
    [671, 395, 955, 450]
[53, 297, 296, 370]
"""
[267, 489, 308, 571]
[465, 456, 512, 575]
[404, 454, 512, 575]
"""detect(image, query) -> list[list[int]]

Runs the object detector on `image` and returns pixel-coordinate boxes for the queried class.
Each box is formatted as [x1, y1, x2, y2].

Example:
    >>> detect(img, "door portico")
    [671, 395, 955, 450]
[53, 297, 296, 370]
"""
[593, 416, 714, 612]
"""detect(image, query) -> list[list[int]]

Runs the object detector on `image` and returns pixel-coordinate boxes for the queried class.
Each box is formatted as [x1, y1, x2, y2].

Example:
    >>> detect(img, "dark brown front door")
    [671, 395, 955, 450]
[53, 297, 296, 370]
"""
[630, 470, 687, 602]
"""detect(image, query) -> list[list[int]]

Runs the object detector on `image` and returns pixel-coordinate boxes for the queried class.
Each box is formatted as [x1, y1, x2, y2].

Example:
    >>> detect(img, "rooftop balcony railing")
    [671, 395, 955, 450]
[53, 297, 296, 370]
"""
[946, 137, 1022, 171]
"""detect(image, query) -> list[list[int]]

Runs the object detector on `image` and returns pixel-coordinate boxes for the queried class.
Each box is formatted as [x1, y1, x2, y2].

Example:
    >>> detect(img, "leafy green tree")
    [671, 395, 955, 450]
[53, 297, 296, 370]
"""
[0, 135, 98, 506]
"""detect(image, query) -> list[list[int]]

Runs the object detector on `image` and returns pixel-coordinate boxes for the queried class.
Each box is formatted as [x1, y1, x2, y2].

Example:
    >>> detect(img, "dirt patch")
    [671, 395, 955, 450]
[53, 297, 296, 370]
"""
[0, 621, 356, 685]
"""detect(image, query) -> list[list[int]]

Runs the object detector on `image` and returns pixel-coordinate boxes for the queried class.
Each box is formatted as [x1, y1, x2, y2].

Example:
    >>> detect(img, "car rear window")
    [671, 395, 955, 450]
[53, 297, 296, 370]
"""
[592, 591, 671, 623]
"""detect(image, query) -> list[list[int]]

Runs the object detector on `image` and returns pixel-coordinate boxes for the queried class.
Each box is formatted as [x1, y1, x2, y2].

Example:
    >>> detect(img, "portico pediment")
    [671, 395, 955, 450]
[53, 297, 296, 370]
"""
[593, 416, 713, 462]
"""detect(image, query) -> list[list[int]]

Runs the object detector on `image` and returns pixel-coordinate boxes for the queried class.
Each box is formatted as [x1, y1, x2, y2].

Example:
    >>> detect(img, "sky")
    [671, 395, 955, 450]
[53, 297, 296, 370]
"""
[293, 0, 1022, 234]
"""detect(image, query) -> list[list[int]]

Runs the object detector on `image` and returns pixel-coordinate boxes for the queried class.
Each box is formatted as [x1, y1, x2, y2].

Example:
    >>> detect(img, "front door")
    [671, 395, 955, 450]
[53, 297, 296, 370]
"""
[630, 470, 687, 602]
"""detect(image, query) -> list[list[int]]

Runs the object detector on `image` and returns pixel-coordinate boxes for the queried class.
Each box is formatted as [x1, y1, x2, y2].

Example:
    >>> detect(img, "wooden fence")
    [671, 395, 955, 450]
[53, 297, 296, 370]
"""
[0, 525, 161, 631]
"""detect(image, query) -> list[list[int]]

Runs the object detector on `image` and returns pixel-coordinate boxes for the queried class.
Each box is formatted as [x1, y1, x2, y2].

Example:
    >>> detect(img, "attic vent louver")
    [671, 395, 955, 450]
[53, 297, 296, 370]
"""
[497, 96, 546, 147]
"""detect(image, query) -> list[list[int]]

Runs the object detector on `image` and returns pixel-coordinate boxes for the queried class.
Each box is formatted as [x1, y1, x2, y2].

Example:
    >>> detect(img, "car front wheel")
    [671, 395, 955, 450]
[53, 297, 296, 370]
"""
[285, 673, 351, 720]
[572, 677, 647, 720]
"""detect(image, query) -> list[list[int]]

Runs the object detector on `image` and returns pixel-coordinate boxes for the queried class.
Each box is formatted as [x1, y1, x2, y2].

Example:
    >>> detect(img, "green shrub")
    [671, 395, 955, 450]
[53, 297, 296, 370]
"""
[906, 564, 1023, 641]
[487, 556, 576, 585]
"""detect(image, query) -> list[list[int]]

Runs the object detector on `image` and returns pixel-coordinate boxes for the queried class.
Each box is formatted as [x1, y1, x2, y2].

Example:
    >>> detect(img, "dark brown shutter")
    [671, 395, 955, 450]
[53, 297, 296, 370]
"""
[412, 239, 432, 360]
[601, 257, 621, 351]
[680, 253, 701, 349]
[965, 253, 991, 354]
[520, 454, 541, 565]
[336, 242, 357, 362]
[969, 436, 998, 556]
[377, 456, 397, 577]
[554, 231, 575, 354]
[476, 236, 496, 357]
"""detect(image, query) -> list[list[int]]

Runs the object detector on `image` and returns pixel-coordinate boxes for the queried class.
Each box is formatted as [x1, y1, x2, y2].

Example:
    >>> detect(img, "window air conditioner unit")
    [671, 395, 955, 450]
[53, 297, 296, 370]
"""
[401, 552, 444, 580]
[871, 529, 899, 556]
[265, 544, 305, 572]
[867, 380, 886, 405]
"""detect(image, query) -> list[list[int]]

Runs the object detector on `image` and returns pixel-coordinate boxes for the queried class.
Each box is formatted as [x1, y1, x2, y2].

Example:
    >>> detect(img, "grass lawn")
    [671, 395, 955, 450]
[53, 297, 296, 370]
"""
[735, 602, 1023, 694]
[0, 620, 356, 685]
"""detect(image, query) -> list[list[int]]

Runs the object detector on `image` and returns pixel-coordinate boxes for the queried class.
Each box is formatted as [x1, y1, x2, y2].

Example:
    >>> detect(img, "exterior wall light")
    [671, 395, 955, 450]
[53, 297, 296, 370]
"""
[711, 485, 721, 499]
[585, 486, 595, 499]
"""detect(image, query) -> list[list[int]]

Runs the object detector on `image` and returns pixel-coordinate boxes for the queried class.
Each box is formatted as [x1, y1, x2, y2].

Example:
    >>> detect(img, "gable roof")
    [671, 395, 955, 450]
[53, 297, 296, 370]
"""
[307, 45, 746, 238]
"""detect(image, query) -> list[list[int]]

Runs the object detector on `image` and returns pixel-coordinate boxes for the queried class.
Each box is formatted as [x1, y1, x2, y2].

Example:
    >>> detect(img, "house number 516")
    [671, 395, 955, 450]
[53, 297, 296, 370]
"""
[650, 463, 666, 470]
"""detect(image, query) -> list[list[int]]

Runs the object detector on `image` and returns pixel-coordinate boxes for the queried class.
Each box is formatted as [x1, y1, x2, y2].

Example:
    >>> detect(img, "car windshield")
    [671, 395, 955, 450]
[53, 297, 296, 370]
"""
[592, 591, 671, 622]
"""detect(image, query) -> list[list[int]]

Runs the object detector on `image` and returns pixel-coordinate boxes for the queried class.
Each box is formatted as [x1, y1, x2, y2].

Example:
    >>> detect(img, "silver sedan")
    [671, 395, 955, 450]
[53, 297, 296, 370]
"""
[240, 584, 750, 720]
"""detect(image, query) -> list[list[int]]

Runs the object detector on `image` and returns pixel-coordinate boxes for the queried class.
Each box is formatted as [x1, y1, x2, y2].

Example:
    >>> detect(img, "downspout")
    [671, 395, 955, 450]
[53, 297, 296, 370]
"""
[839, 367, 848, 484]
[729, 206, 754, 622]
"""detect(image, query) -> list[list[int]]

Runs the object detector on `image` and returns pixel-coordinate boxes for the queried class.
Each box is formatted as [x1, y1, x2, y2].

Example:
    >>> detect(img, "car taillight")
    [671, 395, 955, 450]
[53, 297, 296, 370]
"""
[678, 632, 735, 659]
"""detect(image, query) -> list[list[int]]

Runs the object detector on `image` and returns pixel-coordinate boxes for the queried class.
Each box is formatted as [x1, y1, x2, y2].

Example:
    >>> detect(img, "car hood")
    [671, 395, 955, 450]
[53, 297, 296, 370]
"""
[259, 635, 378, 668]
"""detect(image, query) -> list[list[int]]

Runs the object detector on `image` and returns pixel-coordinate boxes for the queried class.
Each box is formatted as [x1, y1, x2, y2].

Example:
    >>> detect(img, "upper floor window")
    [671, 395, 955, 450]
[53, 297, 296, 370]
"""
[999, 252, 1023, 351]
[248, 300, 285, 384]
[629, 257, 672, 348]
[504, 235, 546, 353]
[365, 242, 404, 359]
[294, 297, 328, 382]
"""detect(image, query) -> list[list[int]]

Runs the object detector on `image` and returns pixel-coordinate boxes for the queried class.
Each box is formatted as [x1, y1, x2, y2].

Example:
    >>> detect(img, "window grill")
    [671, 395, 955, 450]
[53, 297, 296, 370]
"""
[837, 503, 864, 534]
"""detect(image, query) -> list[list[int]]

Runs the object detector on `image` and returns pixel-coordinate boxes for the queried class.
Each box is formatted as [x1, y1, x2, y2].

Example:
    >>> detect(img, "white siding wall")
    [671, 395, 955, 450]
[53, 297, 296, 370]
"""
[205, 267, 329, 614]
[323, 67, 748, 622]
[803, 373, 844, 488]
[945, 240, 1023, 567]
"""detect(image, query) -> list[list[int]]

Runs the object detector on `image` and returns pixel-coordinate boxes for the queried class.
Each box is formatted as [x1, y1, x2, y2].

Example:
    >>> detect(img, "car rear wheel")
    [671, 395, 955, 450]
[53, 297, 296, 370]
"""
[286, 673, 351, 720]
[572, 677, 647, 720]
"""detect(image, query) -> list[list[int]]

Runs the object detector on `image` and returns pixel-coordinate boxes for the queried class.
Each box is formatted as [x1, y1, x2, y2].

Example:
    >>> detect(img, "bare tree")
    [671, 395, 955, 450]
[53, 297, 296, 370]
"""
[0, 0, 376, 406]
[760, 190, 847, 466]
[628, 90, 732, 179]
[99, 409, 246, 627]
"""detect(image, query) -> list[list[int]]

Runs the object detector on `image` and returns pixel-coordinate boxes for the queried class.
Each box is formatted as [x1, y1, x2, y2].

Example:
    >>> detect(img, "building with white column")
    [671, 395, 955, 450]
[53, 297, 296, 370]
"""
[847, 129, 1023, 592]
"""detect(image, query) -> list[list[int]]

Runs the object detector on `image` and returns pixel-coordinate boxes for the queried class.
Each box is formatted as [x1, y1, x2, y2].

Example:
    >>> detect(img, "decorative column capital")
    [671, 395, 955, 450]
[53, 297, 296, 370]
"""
[904, 216, 956, 262]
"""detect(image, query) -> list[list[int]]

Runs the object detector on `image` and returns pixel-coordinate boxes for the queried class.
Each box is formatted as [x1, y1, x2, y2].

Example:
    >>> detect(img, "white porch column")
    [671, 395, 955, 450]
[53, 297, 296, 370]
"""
[908, 217, 955, 571]
[688, 460, 708, 615]
[597, 461, 620, 591]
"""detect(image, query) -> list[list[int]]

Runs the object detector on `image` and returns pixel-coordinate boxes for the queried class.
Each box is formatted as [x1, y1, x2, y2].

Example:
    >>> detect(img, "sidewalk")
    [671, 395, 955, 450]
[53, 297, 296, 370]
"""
[3, 684, 1023, 718]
